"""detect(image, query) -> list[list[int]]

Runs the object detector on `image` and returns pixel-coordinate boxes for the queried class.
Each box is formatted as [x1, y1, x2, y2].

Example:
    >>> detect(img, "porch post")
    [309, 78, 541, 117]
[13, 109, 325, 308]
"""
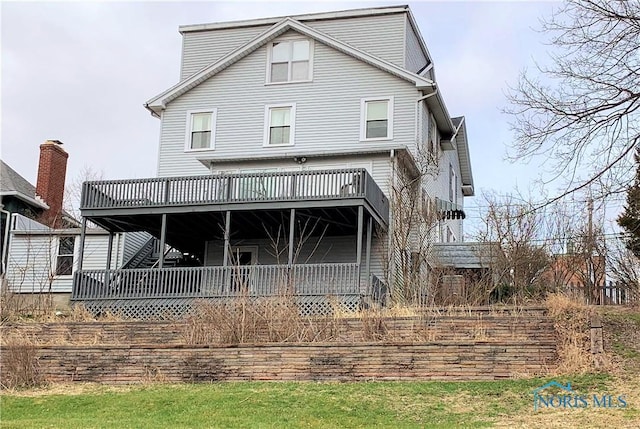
[288, 208, 296, 266]
[365, 215, 372, 292]
[106, 232, 114, 270]
[105, 232, 114, 289]
[223, 211, 230, 267]
[356, 206, 363, 290]
[78, 218, 87, 271]
[159, 214, 167, 269]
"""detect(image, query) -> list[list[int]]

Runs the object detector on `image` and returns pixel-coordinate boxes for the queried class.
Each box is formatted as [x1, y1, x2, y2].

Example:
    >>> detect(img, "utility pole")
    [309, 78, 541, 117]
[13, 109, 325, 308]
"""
[586, 197, 594, 304]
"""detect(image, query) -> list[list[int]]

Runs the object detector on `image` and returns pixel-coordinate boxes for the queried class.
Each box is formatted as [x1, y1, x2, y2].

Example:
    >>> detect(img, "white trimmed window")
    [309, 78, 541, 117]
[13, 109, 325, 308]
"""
[361, 97, 393, 141]
[264, 104, 296, 146]
[267, 39, 313, 83]
[185, 110, 216, 151]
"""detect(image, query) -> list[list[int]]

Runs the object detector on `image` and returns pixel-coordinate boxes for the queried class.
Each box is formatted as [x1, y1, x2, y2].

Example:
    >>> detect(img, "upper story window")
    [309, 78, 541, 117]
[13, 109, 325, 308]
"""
[428, 113, 438, 157]
[185, 109, 216, 151]
[264, 104, 296, 147]
[449, 163, 457, 203]
[56, 236, 75, 276]
[267, 40, 312, 83]
[361, 97, 393, 141]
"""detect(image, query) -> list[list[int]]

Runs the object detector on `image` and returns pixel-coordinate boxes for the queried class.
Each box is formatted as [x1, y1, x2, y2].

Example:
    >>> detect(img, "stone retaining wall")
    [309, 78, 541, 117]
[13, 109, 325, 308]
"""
[34, 341, 557, 383]
[1, 307, 558, 383]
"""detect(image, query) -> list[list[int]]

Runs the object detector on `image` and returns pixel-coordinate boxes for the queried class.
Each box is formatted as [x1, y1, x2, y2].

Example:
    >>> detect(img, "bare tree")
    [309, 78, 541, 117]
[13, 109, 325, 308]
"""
[64, 165, 104, 222]
[505, 0, 640, 203]
[474, 191, 608, 303]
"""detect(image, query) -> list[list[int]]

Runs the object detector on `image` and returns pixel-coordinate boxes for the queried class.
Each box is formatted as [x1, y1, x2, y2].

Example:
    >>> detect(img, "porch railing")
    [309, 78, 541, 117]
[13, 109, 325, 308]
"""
[71, 263, 361, 300]
[81, 169, 389, 221]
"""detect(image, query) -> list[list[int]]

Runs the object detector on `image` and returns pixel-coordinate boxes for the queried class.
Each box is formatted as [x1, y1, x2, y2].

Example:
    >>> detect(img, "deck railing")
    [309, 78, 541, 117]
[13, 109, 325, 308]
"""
[81, 169, 389, 221]
[72, 263, 362, 300]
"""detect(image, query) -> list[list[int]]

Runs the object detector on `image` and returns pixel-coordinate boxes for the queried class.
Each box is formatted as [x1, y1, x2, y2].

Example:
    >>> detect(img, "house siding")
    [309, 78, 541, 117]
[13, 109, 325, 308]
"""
[158, 32, 417, 178]
[204, 235, 385, 284]
[209, 154, 392, 197]
[404, 16, 428, 73]
[7, 231, 120, 294]
[179, 12, 407, 79]
[121, 231, 153, 266]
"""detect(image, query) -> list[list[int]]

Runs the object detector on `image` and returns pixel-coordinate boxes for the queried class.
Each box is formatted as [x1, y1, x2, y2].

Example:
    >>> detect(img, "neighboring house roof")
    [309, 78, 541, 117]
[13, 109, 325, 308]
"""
[0, 160, 49, 210]
[145, 16, 457, 139]
[432, 242, 501, 269]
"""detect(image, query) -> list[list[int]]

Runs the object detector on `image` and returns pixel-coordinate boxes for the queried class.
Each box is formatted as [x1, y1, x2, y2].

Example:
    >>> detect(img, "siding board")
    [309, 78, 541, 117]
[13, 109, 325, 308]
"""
[159, 35, 417, 178]
[179, 13, 407, 79]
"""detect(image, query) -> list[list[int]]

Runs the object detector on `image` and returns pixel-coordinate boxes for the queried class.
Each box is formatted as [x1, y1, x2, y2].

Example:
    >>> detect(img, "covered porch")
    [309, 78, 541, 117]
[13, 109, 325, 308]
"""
[72, 169, 390, 317]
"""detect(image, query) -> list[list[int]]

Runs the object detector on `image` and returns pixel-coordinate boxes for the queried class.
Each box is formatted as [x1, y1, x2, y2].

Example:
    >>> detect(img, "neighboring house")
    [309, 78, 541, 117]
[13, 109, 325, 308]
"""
[431, 242, 501, 305]
[541, 251, 606, 302]
[2, 141, 152, 309]
[0, 160, 49, 274]
[73, 5, 475, 317]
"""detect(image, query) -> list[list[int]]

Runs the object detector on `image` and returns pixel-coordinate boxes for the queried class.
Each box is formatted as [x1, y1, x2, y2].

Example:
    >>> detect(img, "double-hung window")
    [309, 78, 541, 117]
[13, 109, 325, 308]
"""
[264, 104, 296, 146]
[361, 97, 393, 140]
[185, 110, 216, 151]
[268, 40, 312, 83]
[55, 236, 75, 276]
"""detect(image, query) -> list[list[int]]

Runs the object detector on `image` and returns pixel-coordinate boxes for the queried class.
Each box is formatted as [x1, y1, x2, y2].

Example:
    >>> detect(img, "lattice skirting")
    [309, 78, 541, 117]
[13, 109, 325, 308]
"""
[73, 295, 365, 320]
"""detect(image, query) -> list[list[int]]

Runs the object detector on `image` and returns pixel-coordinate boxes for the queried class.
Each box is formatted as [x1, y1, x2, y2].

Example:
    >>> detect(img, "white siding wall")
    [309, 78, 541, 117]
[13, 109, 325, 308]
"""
[6, 215, 123, 293]
[404, 17, 428, 73]
[179, 12, 407, 79]
[209, 154, 392, 197]
[181, 25, 271, 79]
[158, 32, 417, 178]
[7, 232, 119, 293]
[121, 231, 153, 265]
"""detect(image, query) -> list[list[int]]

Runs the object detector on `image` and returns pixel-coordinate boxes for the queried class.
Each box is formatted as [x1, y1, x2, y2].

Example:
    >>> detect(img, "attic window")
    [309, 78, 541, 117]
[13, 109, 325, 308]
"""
[267, 40, 312, 83]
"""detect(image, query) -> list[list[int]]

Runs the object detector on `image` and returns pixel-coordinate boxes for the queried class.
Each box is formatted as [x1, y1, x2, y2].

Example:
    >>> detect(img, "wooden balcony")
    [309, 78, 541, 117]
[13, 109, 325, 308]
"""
[72, 263, 363, 301]
[80, 169, 389, 226]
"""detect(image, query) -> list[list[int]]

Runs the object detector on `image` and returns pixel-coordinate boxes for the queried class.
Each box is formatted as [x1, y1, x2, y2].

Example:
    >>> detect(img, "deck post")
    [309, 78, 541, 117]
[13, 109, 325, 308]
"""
[288, 208, 296, 266]
[159, 214, 167, 269]
[356, 206, 363, 291]
[78, 218, 87, 271]
[365, 215, 372, 293]
[223, 211, 230, 267]
[104, 232, 114, 289]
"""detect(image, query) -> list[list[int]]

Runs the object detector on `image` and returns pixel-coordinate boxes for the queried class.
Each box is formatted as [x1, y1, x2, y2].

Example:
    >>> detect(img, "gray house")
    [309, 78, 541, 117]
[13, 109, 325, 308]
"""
[73, 5, 474, 317]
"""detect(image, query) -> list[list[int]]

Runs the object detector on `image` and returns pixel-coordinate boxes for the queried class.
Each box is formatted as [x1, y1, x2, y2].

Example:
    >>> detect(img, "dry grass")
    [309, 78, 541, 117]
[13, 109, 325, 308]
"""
[0, 333, 43, 389]
[545, 292, 613, 374]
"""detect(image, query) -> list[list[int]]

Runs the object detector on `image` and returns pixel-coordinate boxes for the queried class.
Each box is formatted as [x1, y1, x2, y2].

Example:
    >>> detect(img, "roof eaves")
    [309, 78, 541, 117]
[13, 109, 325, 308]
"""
[0, 190, 49, 210]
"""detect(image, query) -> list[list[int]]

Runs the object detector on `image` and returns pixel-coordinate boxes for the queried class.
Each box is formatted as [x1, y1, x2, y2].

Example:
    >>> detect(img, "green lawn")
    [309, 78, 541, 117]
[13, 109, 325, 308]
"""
[3, 374, 638, 429]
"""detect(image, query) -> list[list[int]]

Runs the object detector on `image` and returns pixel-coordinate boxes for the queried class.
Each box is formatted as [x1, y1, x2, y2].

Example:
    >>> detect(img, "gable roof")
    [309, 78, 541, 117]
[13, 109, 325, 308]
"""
[0, 160, 48, 210]
[145, 17, 436, 116]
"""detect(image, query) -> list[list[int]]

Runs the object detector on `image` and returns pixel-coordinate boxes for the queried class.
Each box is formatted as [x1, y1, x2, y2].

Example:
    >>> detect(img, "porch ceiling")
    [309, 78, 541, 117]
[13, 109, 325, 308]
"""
[87, 206, 368, 257]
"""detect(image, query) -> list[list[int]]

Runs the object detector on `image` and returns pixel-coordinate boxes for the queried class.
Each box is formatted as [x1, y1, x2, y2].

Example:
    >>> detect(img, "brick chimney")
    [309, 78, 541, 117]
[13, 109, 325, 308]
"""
[36, 140, 68, 228]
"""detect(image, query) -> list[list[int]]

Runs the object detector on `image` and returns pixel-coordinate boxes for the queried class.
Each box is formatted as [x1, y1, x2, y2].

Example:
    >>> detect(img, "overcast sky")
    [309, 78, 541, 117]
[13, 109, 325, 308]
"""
[2, 1, 563, 232]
